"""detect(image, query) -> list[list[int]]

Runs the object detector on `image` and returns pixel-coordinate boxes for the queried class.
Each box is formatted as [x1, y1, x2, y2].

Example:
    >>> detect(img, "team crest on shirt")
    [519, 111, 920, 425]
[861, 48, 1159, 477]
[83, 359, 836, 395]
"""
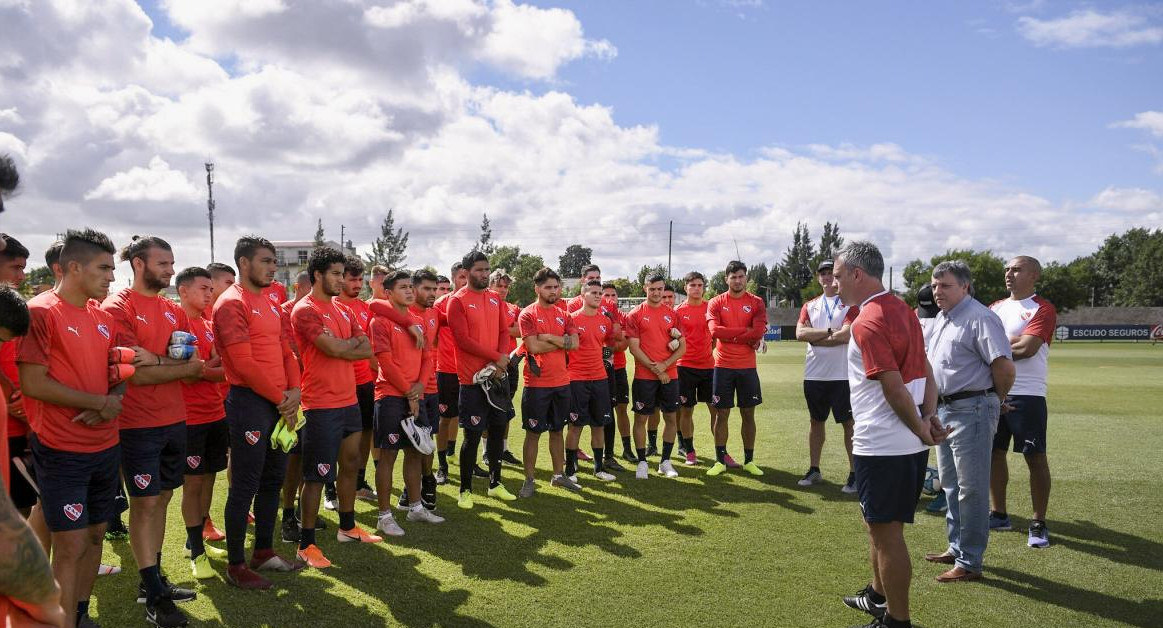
[96, 324, 111, 340]
[489, 298, 499, 306]
[205, 331, 215, 343]
[269, 305, 279, 316]
[268, 293, 279, 303]
[742, 305, 752, 313]
[679, 395, 687, 404]
[663, 315, 672, 324]
[555, 317, 565, 326]
[360, 312, 368, 322]
[245, 430, 261, 445]
[63, 503, 84, 522]
[599, 325, 607, 333]
[470, 415, 481, 425]
[164, 311, 177, 325]
[187, 456, 202, 469]
[317, 464, 331, 476]
[388, 433, 400, 444]
[340, 310, 350, 322]
[133, 474, 152, 490]
[1021, 310, 1033, 321]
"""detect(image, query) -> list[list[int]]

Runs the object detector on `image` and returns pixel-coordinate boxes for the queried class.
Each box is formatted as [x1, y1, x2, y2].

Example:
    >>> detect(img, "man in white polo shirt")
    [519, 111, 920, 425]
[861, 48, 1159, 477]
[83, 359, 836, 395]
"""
[794, 259, 858, 493]
[988, 256, 1056, 548]
[833, 241, 944, 628]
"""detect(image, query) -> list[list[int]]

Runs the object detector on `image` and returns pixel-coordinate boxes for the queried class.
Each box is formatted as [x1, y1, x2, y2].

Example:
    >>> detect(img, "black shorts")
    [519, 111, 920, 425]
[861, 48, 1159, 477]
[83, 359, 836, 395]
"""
[31, 435, 120, 532]
[224, 386, 286, 509]
[185, 418, 229, 476]
[712, 367, 763, 409]
[522, 385, 570, 433]
[569, 379, 612, 428]
[994, 395, 1048, 454]
[611, 368, 630, 406]
[7, 435, 38, 510]
[120, 422, 187, 497]
[678, 367, 715, 407]
[421, 393, 440, 435]
[458, 383, 511, 433]
[301, 405, 362, 483]
[803, 380, 853, 423]
[374, 396, 431, 451]
[632, 378, 680, 415]
[437, 372, 460, 419]
[853, 450, 929, 524]
[356, 381, 375, 431]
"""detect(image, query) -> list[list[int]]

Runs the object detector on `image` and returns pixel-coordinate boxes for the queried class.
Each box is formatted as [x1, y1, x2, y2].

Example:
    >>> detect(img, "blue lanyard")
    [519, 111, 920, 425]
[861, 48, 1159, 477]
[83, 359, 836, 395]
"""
[821, 295, 840, 325]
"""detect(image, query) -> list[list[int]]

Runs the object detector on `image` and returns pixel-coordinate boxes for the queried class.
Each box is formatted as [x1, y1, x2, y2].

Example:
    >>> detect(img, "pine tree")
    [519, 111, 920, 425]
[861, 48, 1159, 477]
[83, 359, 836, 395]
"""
[313, 219, 325, 248]
[365, 209, 409, 269]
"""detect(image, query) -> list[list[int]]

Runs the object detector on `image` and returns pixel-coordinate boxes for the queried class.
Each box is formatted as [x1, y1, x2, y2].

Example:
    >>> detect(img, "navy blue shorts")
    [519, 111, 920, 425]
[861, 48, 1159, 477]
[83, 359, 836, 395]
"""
[853, 451, 929, 524]
[374, 396, 431, 450]
[632, 378, 680, 415]
[31, 435, 120, 532]
[356, 381, 375, 431]
[522, 385, 570, 433]
[611, 368, 630, 406]
[185, 418, 229, 476]
[712, 367, 763, 409]
[301, 405, 362, 483]
[803, 380, 853, 423]
[678, 367, 715, 407]
[569, 379, 612, 428]
[458, 383, 511, 433]
[7, 435, 38, 510]
[994, 395, 1047, 454]
[437, 372, 460, 419]
[120, 422, 187, 497]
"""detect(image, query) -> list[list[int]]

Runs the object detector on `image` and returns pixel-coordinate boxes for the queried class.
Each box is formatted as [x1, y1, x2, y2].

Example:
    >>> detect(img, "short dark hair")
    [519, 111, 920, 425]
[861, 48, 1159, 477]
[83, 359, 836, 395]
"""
[120, 235, 172, 265]
[580, 264, 600, 276]
[585, 280, 602, 289]
[343, 254, 364, 277]
[384, 270, 412, 290]
[436, 275, 450, 284]
[451, 261, 465, 275]
[683, 271, 706, 284]
[234, 235, 275, 267]
[60, 228, 115, 268]
[0, 234, 29, 261]
[0, 154, 18, 197]
[725, 260, 746, 275]
[0, 286, 29, 337]
[645, 274, 666, 285]
[601, 281, 616, 291]
[206, 262, 235, 278]
[412, 269, 438, 286]
[662, 283, 675, 293]
[533, 267, 560, 286]
[461, 251, 488, 272]
[307, 246, 347, 285]
[45, 241, 64, 268]
[175, 266, 212, 288]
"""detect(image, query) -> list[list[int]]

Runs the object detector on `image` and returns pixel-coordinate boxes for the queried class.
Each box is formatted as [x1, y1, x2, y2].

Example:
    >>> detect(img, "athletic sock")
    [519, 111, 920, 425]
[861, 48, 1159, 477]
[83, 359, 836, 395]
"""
[186, 525, 205, 559]
[604, 425, 615, 453]
[486, 430, 504, 488]
[140, 565, 165, 603]
[299, 527, 316, 550]
[661, 441, 674, 461]
[357, 467, 367, 486]
[809, 466, 821, 474]
[867, 587, 886, 604]
[621, 436, 632, 453]
[77, 599, 90, 625]
[282, 507, 295, 521]
[460, 433, 481, 491]
[593, 447, 604, 473]
[338, 511, 355, 532]
[884, 614, 912, 627]
[715, 445, 727, 463]
[647, 430, 658, 449]
[744, 448, 755, 464]
[676, 428, 684, 441]
[438, 450, 448, 470]
[565, 449, 578, 477]
[636, 448, 647, 462]
[447, 439, 457, 457]
[683, 436, 694, 452]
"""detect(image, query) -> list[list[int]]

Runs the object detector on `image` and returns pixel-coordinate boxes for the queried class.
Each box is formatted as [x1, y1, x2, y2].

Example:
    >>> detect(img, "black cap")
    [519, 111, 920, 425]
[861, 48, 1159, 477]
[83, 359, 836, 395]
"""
[817, 259, 834, 273]
[916, 285, 938, 318]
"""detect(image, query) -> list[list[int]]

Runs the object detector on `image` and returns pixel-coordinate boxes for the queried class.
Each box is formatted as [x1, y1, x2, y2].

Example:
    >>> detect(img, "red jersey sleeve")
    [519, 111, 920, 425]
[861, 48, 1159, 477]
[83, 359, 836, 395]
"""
[291, 305, 325, 347]
[447, 297, 502, 361]
[368, 299, 416, 328]
[798, 303, 811, 325]
[622, 310, 640, 339]
[844, 306, 860, 324]
[518, 308, 539, 339]
[213, 300, 252, 348]
[1025, 298, 1057, 344]
[852, 318, 899, 379]
[16, 310, 51, 367]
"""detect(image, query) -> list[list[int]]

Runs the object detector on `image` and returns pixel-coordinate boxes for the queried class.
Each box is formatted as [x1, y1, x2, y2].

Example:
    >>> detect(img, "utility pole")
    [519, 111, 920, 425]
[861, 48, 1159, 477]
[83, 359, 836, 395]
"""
[340, 224, 346, 250]
[667, 220, 673, 280]
[205, 162, 216, 262]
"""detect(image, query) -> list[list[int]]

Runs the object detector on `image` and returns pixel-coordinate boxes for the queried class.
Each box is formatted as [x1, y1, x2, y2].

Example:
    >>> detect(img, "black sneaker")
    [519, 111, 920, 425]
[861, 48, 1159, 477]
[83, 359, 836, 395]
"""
[435, 467, 449, 485]
[397, 488, 410, 511]
[146, 596, 188, 627]
[621, 450, 638, 464]
[472, 464, 489, 478]
[281, 516, 301, 544]
[105, 517, 129, 541]
[603, 457, 626, 472]
[842, 584, 886, 619]
[646, 444, 659, 458]
[160, 575, 196, 603]
[421, 475, 438, 511]
[501, 450, 521, 465]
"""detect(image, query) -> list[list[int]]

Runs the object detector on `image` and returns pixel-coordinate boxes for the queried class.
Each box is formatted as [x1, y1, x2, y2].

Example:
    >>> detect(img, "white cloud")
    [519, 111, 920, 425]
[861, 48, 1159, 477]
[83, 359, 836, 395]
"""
[1090, 186, 1163, 212]
[1016, 9, 1163, 48]
[1113, 110, 1163, 137]
[479, 0, 616, 80]
[85, 156, 201, 203]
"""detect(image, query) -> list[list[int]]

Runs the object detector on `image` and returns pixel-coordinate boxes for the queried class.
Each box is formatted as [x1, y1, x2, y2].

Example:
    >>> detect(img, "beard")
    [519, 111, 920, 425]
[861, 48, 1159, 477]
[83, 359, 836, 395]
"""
[142, 269, 169, 292]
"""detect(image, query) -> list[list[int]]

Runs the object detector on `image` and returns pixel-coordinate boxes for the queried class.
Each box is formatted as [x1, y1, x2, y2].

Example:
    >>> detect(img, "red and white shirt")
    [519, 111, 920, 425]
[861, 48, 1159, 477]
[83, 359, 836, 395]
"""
[848, 292, 928, 457]
[990, 295, 1056, 397]
[799, 295, 858, 381]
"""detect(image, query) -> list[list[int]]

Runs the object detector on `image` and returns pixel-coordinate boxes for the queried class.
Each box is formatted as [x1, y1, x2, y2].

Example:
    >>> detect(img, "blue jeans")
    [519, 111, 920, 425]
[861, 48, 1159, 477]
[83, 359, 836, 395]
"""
[937, 394, 1001, 572]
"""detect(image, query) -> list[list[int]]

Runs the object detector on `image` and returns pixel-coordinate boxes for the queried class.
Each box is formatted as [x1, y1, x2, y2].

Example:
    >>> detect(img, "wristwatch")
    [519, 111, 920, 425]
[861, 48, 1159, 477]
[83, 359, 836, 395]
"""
[825, 328, 833, 339]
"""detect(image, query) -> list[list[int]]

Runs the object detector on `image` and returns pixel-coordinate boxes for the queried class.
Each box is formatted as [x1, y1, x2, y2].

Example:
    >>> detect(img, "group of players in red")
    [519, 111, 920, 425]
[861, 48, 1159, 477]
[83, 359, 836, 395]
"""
[0, 228, 773, 628]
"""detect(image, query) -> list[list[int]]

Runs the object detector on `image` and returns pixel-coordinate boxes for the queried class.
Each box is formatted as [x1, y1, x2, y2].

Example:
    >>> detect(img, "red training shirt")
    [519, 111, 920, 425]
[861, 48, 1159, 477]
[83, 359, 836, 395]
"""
[707, 291, 767, 370]
[181, 316, 225, 425]
[675, 300, 714, 369]
[371, 310, 432, 399]
[212, 284, 300, 405]
[410, 303, 440, 394]
[623, 302, 681, 381]
[101, 288, 189, 429]
[338, 295, 375, 385]
[446, 288, 507, 386]
[569, 310, 615, 381]
[518, 303, 575, 388]
[291, 295, 362, 410]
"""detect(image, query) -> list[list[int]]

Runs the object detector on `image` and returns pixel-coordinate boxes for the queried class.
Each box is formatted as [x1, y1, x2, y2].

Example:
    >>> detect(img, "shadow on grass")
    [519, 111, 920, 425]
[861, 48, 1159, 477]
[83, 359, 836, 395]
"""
[1041, 518, 1163, 573]
[985, 566, 1163, 628]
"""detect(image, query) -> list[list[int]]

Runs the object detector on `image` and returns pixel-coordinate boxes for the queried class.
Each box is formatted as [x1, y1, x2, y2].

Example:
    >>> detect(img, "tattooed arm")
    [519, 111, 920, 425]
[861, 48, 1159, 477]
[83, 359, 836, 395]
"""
[0, 487, 65, 626]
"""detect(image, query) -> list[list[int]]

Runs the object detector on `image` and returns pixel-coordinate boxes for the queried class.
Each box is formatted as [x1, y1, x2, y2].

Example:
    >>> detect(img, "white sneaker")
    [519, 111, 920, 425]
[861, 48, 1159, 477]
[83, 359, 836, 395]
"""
[376, 513, 405, 537]
[568, 474, 579, 485]
[635, 461, 649, 480]
[659, 460, 679, 478]
[406, 505, 445, 524]
[594, 471, 616, 482]
[323, 496, 338, 511]
[797, 469, 822, 487]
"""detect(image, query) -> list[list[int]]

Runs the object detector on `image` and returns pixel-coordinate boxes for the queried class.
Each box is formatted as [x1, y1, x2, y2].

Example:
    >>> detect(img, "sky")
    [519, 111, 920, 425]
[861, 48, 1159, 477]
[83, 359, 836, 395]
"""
[1, 0, 1161, 289]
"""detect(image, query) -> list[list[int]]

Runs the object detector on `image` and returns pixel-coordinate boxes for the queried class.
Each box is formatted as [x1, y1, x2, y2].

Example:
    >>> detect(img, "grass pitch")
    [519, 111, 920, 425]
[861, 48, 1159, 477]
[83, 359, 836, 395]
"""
[89, 342, 1163, 627]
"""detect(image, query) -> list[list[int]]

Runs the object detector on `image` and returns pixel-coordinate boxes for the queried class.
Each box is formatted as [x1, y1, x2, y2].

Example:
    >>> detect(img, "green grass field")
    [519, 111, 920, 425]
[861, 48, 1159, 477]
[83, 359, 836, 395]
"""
[89, 342, 1163, 627]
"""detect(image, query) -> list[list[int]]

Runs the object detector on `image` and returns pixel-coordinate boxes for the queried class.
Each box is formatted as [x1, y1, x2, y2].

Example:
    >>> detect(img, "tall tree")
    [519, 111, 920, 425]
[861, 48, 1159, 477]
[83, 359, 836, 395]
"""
[635, 263, 669, 287]
[773, 222, 815, 307]
[817, 221, 844, 262]
[364, 208, 409, 269]
[489, 245, 543, 306]
[473, 213, 495, 255]
[313, 218, 325, 248]
[1113, 228, 1163, 306]
[557, 244, 593, 278]
[901, 249, 1007, 306]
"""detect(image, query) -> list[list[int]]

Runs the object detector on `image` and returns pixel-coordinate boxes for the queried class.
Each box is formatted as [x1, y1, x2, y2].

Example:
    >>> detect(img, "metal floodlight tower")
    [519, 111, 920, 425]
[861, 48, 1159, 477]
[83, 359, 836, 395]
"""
[205, 161, 216, 262]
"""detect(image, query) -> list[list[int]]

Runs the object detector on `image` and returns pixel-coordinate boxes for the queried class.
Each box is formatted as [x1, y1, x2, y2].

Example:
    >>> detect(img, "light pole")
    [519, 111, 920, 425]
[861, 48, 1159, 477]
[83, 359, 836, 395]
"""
[205, 162, 216, 262]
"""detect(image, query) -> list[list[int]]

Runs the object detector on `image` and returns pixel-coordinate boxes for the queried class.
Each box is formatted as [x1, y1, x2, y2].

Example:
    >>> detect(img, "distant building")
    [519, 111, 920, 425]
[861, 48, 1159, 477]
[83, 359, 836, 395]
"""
[270, 240, 357, 287]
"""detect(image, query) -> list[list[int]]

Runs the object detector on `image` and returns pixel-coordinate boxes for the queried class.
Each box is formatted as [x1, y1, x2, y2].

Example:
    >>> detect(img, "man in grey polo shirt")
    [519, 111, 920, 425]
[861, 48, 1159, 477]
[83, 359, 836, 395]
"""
[921, 260, 1014, 583]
